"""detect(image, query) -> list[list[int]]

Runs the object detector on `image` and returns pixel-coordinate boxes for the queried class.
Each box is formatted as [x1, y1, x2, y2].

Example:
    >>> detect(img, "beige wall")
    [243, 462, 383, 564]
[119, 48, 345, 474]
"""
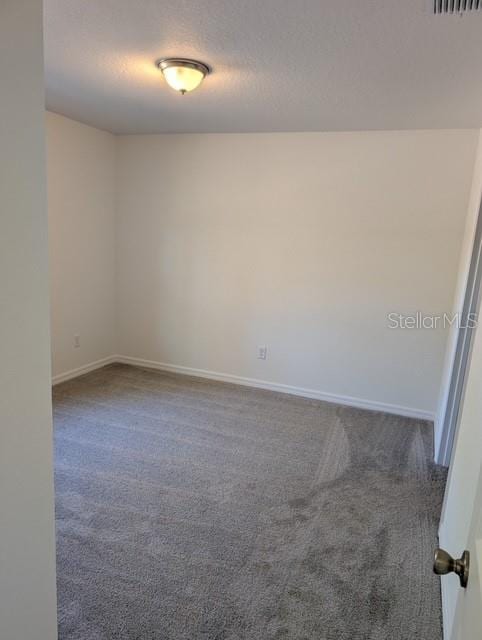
[0, 2, 58, 639]
[47, 112, 117, 379]
[116, 130, 477, 416]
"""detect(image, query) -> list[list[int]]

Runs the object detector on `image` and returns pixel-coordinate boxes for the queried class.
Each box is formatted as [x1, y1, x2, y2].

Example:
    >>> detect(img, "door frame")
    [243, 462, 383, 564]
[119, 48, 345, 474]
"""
[438, 197, 482, 467]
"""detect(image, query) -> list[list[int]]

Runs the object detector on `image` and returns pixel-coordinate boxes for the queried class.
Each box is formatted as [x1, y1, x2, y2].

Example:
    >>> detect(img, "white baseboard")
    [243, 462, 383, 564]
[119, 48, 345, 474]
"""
[114, 355, 435, 421]
[52, 353, 434, 420]
[52, 356, 117, 385]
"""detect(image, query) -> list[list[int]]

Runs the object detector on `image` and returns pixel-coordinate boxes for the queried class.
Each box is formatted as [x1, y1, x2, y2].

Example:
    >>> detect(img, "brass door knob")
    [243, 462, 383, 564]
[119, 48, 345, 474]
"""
[433, 548, 470, 588]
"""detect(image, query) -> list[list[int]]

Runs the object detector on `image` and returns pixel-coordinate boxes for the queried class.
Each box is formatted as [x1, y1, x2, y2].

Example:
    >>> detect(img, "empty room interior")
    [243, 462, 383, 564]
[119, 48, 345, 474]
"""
[3, 1, 482, 639]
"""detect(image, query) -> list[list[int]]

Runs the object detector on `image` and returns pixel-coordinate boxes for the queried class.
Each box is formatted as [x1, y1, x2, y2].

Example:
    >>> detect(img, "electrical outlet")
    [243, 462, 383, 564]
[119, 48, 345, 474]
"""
[74, 334, 80, 348]
[257, 345, 267, 360]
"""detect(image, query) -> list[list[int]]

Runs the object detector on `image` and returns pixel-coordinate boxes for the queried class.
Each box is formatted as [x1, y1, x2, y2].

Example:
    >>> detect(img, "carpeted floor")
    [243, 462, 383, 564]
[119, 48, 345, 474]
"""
[54, 363, 446, 640]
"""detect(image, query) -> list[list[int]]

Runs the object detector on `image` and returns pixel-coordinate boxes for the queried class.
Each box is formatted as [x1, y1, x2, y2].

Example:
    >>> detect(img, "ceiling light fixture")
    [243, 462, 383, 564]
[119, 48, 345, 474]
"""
[157, 58, 210, 95]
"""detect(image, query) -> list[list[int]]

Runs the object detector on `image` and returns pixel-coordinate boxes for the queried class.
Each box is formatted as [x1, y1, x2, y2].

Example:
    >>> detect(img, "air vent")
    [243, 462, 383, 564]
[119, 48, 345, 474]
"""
[434, 0, 481, 13]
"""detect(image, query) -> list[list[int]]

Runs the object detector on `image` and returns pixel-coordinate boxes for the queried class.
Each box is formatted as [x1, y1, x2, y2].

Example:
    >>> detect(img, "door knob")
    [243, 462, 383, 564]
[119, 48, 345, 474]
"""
[433, 548, 470, 588]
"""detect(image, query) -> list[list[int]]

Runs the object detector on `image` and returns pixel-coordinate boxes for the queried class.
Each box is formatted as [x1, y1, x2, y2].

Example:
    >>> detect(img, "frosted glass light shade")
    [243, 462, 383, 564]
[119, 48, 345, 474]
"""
[158, 59, 210, 94]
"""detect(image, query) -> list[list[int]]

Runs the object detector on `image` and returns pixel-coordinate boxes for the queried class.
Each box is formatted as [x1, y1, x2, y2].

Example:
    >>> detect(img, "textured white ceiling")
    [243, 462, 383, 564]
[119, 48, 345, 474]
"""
[44, 0, 482, 134]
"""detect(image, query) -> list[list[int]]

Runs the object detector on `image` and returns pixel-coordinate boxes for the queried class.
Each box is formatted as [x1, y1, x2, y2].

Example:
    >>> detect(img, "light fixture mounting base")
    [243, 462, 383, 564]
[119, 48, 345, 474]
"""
[157, 58, 211, 76]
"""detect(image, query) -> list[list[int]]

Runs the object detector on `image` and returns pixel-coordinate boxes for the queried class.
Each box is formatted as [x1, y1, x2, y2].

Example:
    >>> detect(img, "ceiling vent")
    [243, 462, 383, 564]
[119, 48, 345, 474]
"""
[434, 0, 481, 13]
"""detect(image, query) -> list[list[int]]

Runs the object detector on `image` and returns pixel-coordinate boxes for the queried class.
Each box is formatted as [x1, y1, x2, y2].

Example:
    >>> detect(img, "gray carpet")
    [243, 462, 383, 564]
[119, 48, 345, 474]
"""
[54, 363, 446, 640]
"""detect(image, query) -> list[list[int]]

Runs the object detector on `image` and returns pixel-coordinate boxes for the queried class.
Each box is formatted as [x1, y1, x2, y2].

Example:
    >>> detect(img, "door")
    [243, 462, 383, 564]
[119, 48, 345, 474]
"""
[451, 464, 482, 640]
[437, 284, 482, 638]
